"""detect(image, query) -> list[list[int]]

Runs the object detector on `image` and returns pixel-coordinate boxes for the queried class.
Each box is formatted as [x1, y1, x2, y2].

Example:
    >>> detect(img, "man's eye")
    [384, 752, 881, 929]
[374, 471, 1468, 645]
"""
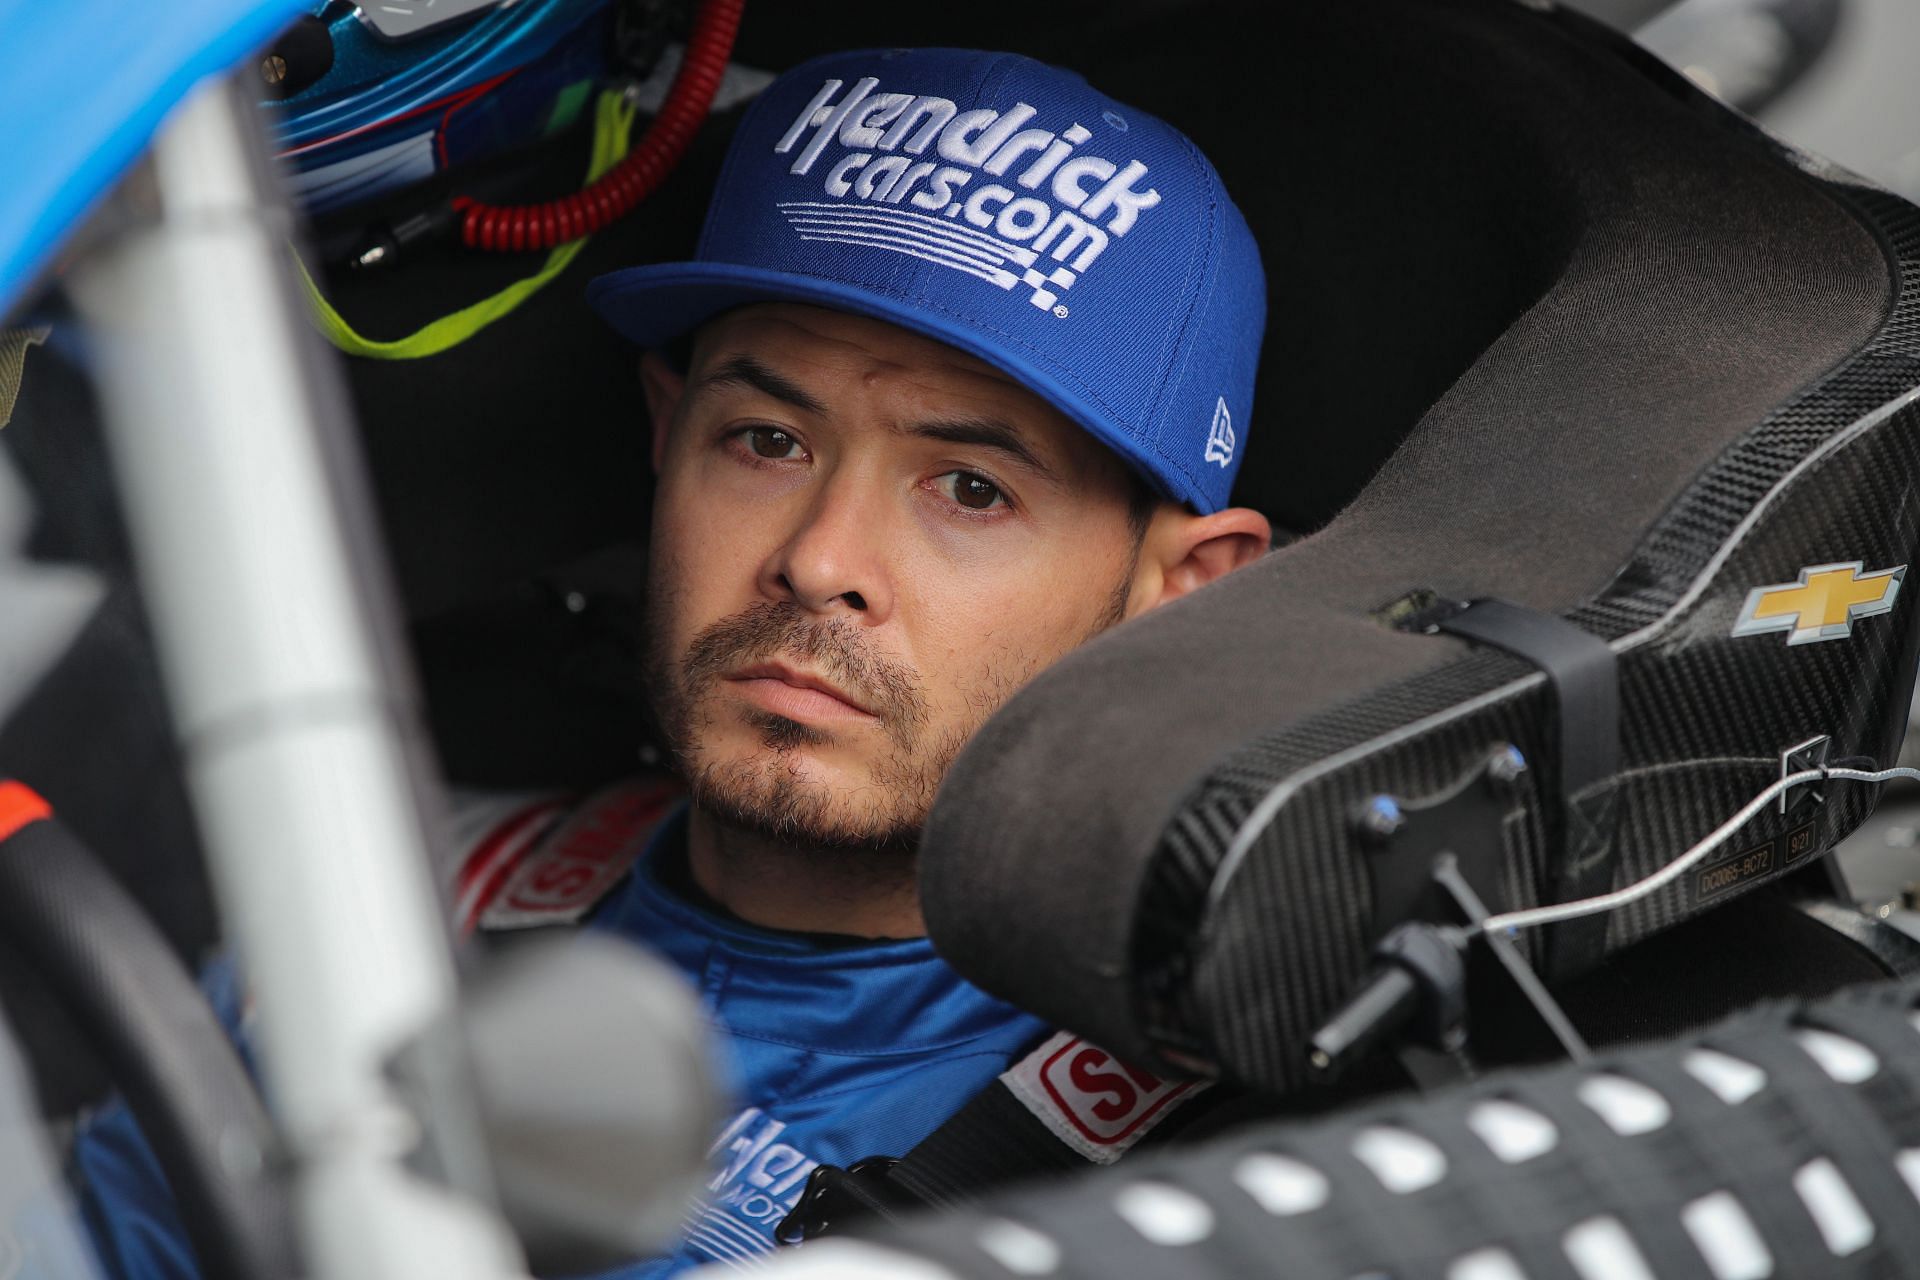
[742, 427, 803, 459]
[937, 471, 1007, 511]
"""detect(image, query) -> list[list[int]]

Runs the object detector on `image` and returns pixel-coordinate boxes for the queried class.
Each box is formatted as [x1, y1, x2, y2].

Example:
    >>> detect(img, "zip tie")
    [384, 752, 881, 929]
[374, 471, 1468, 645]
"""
[1479, 765, 1920, 935]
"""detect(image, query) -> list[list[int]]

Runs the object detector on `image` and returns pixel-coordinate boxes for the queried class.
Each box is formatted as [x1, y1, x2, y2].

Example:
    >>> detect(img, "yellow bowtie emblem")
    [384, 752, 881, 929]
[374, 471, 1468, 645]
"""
[1732, 561, 1906, 646]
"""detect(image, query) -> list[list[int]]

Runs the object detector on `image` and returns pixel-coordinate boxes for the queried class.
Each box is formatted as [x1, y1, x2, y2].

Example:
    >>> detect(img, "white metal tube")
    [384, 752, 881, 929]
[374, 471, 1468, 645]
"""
[66, 75, 524, 1280]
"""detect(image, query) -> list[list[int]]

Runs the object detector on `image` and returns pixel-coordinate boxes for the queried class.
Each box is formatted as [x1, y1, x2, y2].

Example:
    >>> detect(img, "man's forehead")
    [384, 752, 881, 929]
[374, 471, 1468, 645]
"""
[689, 303, 1021, 392]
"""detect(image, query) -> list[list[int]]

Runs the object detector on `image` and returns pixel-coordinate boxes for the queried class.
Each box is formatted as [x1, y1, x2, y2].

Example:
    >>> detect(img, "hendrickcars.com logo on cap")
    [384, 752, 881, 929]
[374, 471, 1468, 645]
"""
[588, 48, 1266, 513]
[772, 72, 1164, 315]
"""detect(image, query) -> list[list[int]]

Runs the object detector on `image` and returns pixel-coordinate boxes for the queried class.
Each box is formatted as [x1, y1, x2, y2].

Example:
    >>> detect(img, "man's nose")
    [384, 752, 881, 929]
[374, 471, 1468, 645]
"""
[761, 471, 894, 621]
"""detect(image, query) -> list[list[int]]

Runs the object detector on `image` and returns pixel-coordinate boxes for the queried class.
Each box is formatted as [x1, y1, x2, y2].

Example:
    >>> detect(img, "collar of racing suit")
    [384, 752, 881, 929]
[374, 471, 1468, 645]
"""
[589, 805, 1051, 1060]
[644, 813, 916, 949]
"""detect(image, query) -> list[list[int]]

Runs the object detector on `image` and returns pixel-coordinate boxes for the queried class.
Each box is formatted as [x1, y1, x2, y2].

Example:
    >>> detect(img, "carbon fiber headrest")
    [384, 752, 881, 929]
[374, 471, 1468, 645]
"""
[921, 0, 1918, 1091]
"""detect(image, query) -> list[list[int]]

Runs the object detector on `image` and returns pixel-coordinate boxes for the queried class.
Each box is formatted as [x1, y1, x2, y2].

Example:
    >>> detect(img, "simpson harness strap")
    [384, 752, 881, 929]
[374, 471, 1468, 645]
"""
[779, 1032, 1218, 1241]
[446, 775, 682, 935]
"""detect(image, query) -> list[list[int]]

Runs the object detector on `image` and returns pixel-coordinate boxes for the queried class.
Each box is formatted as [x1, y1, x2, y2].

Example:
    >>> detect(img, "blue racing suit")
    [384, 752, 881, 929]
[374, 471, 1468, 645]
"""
[71, 784, 1051, 1278]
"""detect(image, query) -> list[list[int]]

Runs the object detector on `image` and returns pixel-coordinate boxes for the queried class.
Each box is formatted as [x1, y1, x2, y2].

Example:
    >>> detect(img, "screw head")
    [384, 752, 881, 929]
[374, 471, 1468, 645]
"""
[1358, 795, 1405, 844]
[1487, 745, 1527, 786]
[262, 54, 288, 85]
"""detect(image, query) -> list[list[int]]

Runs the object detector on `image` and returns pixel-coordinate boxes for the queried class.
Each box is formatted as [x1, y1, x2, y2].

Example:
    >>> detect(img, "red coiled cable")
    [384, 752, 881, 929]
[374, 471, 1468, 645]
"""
[455, 0, 744, 252]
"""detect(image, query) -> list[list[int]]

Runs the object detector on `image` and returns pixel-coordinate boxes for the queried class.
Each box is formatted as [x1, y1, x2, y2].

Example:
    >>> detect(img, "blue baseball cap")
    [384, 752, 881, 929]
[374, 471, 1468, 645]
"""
[588, 47, 1265, 512]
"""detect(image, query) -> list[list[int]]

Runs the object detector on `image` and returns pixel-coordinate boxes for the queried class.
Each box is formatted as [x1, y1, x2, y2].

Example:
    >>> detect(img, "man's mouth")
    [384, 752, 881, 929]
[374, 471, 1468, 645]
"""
[724, 662, 878, 723]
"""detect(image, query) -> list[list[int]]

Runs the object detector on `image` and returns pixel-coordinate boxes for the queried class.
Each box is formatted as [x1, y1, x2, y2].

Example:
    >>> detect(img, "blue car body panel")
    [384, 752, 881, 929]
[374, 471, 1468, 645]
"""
[0, 0, 306, 317]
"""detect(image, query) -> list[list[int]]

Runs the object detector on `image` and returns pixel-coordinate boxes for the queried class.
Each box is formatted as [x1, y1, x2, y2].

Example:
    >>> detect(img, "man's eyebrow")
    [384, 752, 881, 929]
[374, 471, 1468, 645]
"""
[695, 355, 828, 416]
[907, 418, 1060, 484]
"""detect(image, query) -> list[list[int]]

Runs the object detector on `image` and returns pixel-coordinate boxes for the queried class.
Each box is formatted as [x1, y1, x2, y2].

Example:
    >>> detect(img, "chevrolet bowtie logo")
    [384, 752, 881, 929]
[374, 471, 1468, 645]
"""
[1731, 561, 1906, 646]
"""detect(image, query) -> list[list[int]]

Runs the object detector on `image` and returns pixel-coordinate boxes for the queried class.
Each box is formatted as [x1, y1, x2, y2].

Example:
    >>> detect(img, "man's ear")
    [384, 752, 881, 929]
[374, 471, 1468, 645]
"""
[639, 350, 686, 473]
[1133, 505, 1271, 614]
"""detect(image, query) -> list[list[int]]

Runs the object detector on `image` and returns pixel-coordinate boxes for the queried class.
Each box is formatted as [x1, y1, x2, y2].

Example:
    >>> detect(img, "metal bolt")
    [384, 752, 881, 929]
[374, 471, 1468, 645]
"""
[262, 54, 288, 85]
[1358, 795, 1404, 844]
[1487, 745, 1527, 786]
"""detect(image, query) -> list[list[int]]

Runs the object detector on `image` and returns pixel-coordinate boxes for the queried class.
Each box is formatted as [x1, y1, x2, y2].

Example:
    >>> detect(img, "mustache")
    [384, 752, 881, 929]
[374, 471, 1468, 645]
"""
[682, 602, 928, 734]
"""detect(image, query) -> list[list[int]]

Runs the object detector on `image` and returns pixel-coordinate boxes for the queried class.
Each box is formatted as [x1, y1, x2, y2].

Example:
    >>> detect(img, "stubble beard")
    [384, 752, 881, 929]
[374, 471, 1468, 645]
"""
[644, 596, 949, 857]
[642, 565, 1136, 860]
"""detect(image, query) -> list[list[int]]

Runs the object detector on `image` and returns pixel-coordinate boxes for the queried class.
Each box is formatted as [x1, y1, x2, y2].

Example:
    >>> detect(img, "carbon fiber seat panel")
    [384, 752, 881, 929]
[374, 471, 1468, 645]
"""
[921, 0, 1920, 1091]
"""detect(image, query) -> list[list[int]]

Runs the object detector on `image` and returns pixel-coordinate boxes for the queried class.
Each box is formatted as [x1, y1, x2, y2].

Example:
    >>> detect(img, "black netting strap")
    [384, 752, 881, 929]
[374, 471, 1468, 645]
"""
[1436, 598, 1620, 979]
[866, 979, 1920, 1279]
[879, 982, 1920, 1274]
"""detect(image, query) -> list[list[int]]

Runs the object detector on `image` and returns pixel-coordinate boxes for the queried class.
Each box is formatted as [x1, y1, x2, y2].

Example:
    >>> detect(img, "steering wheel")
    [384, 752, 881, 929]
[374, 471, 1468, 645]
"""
[0, 780, 297, 1280]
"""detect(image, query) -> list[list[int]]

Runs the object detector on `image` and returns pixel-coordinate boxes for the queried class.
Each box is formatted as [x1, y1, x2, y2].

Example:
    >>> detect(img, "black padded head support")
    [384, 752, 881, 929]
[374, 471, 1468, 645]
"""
[920, 0, 1899, 1079]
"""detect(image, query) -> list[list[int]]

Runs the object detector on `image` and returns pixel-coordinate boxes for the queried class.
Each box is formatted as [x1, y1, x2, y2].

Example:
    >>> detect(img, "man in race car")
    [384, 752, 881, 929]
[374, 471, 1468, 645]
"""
[73, 46, 1269, 1278]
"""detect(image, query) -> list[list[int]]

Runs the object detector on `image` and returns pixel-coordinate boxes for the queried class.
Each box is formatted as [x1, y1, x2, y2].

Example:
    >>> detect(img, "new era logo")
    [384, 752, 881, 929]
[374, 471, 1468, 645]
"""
[1205, 396, 1235, 467]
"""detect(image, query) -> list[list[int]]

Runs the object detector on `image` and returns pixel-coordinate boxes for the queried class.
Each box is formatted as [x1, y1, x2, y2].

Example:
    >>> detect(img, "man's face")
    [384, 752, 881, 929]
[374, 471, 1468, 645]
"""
[643, 303, 1149, 850]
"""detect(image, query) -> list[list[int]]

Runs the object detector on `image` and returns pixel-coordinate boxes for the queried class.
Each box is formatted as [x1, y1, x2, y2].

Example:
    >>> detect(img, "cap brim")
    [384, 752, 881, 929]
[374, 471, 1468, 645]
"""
[586, 261, 1208, 512]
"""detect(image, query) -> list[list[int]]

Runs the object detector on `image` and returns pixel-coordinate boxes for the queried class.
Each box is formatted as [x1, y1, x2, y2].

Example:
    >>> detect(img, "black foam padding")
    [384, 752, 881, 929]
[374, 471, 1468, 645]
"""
[864, 977, 1920, 1279]
[920, 0, 1894, 1069]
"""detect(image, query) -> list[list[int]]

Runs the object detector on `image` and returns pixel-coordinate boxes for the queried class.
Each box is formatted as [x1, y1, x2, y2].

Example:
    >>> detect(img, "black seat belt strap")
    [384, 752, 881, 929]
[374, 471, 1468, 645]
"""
[778, 1033, 1221, 1241]
[1435, 598, 1620, 980]
[778, 1082, 1084, 1242]
[887, 1079, 1088, 1208]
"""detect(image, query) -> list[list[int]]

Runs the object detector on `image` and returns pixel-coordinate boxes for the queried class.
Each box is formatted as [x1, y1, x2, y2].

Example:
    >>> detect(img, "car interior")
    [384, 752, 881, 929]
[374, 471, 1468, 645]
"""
[9, 0, 1920, 1275]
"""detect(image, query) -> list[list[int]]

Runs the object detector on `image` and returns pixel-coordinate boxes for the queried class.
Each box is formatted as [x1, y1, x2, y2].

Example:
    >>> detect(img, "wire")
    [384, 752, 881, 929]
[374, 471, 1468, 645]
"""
[295, 92, 638, 359]
[1478, 764, 1920, 936]
[455, 0, 744, 251]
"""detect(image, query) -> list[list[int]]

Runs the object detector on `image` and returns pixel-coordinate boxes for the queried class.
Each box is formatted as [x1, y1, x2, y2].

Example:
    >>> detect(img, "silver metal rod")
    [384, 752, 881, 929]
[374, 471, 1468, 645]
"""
[66, 74, 524, 1280]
